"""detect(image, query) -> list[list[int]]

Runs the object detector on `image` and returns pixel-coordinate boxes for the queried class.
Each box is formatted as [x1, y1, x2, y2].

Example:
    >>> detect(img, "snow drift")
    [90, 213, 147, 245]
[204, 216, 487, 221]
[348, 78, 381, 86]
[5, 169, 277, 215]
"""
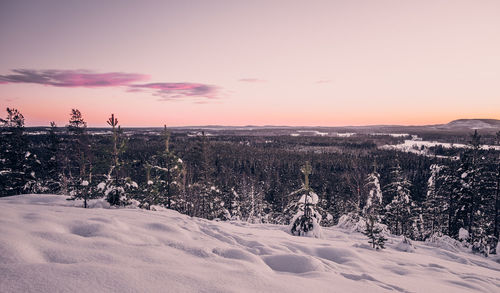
[1, 194, 499, 292]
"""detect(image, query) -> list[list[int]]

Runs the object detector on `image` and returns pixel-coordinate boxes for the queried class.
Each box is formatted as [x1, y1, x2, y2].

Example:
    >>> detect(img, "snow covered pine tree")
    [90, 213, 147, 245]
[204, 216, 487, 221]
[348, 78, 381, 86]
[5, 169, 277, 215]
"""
[66, 109, 93, 208]
[99, 114, 137, 206]
[362, 165, 386, 249]
[383, 163, 413, 237]
[147, 125, 184, 210]
[0, 108, 38, 196]
[363, 215, 387, 249]
[289, 161, 322, 237]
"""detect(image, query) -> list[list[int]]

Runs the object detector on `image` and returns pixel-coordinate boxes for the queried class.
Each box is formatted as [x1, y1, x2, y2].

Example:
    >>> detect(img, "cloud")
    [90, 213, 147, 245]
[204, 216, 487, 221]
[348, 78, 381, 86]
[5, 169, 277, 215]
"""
[315, 79, 332, 84]
[238, 78, 266, 83]
[0, 68, 221, 102]
[0, 69, 149, 87]
[130, 82, 220, 100]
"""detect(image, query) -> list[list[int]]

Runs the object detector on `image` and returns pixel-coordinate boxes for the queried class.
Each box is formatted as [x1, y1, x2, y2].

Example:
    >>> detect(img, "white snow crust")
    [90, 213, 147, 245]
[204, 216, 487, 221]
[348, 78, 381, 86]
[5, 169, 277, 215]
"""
[1, 194, 500, 293]
[381, 140, 500, 156]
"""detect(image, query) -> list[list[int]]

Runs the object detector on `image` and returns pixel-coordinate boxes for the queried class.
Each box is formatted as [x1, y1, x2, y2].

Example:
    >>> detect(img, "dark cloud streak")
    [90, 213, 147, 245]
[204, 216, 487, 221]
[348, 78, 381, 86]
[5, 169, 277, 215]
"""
[238, 78, 266, 83]
[130, 82, 220, 100]
[0, 69, 149, 87]
[0, 69, 221, 101]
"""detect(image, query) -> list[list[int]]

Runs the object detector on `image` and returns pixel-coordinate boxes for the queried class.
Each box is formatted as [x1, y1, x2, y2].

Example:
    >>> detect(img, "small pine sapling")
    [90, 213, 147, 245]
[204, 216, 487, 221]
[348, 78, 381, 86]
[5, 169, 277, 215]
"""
[363, 215, 387, 249]
[289, 161, 322, 237]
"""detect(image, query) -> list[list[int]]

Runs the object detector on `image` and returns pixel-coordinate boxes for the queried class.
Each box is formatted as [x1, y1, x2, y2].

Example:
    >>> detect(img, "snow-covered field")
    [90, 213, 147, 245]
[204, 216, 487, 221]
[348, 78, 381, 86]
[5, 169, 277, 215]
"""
[1, 195, 499, 293]
[380, 139, 500, 157]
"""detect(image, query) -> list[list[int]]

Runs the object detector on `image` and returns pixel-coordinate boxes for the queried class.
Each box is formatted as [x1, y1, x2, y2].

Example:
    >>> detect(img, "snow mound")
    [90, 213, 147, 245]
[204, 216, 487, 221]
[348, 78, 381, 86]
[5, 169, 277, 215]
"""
[395, 237, 416, 253]
[1, 194, 500, 293]
[459, 228, 469, 241]
[336, 213, 366, 232]
[425, 233, 468, 253]
[263, 254, 324, 273]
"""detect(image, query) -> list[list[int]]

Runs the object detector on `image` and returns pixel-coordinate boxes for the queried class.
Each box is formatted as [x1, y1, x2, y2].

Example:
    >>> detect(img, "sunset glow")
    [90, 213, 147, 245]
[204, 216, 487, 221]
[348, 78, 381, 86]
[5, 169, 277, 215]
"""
[1, 0, 499, 127]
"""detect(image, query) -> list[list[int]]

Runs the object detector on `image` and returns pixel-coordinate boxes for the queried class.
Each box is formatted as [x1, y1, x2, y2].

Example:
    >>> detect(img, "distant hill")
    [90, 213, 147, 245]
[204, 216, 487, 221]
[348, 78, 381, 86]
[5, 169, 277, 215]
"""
[438, 119, 500, 129]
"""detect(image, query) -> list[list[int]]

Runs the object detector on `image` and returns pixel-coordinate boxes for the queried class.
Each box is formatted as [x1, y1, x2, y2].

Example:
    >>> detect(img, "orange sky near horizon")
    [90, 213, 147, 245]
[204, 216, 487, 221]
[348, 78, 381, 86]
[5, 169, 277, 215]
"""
[1, 0, 499, 127]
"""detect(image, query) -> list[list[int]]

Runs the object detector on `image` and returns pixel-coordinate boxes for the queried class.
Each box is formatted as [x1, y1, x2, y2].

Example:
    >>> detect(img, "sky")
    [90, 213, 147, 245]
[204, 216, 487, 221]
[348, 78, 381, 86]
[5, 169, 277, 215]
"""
[0, 0, 499, 127]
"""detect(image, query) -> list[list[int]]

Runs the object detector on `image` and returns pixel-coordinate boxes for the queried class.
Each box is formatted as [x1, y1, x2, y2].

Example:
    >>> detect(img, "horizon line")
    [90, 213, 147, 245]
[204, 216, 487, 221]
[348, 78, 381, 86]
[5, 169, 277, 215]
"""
[22, 118, 500, 129]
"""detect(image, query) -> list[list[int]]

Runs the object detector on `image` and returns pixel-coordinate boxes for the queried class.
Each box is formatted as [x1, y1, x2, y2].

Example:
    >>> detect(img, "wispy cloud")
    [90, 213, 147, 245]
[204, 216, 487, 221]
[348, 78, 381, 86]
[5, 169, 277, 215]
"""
[238, 78, 266, 83]
[0, 69, 149, 87]
[130, 83, 220, 100]
[0, 69, 222, 102]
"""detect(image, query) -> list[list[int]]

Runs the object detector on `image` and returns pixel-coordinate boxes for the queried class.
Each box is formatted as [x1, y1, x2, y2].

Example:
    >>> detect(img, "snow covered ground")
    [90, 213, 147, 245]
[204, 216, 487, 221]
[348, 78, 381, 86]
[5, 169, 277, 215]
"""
[380, 139, 500, 157]
[1, 195, 499, 293]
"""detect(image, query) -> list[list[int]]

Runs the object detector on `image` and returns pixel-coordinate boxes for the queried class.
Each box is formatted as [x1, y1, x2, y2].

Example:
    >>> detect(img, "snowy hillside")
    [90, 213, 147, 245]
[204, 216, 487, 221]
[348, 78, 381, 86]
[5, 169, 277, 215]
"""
[440, 119, 500, 130]
[1, 195, 499, 293]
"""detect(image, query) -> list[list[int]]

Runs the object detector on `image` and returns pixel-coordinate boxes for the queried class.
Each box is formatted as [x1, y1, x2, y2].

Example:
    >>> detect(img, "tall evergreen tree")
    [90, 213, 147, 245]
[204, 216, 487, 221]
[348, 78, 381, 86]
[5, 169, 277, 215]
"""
[147, 126, 184, 210]
[422, 164, 448, 238]
[187, 132, 229, 220]
[455, 131, 486, 251]
[0, 108, 33, 196]
[66, 109, 92, 208]
[238, 175, 266, 223]
[492, 131, 500, 253]
[383, 163, 413, 236]
[100, 114, 137, 206]
[42, 121, 62, 193]
[363, 164, 383, 217]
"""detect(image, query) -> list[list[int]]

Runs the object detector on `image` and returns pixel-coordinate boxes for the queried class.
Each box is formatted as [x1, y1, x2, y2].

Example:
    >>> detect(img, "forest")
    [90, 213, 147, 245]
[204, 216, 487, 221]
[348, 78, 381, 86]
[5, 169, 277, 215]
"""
[1, 107, 499, 256]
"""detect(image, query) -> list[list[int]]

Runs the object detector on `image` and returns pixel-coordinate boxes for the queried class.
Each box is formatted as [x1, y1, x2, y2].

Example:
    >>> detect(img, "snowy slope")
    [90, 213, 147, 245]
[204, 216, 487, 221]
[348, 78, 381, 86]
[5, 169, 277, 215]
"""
[1, 195, 499, 293]
[441, 119, 500, 130]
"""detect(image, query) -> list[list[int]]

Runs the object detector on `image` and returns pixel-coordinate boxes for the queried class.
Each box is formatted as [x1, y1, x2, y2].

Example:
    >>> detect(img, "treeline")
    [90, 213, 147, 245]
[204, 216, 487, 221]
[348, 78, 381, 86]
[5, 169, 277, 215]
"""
[1, 108, 499, 255]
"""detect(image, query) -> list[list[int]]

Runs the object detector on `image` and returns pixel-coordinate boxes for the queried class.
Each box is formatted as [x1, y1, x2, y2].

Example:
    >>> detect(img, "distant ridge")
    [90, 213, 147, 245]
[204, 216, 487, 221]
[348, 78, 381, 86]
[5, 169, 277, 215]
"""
[439, 119, 500, 129]
[24, 119, 500, 130]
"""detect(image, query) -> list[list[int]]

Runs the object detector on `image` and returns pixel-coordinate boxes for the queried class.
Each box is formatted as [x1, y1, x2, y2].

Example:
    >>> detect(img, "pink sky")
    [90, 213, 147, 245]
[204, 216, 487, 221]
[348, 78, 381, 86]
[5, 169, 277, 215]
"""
[1, 0, 499, 127]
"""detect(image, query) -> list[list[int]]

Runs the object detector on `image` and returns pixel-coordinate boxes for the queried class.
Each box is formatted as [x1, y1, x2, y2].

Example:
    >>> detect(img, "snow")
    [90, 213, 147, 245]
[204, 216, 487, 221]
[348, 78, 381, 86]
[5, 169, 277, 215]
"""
[334, 132, 356, 137]
[1, 194, 500, 293]
[337, 213, 367, 233]
[296, 130, 328, 136]
[371, 133, 410, 137]
[443, 120, 498, 129]
[426, 233, 467, 253]
[97, 182, 106, 191]
[381, 140, 500, 156]
[395, 237, 416, 253]
[459, 228, 470, 241]
[298, 191, 319, 205]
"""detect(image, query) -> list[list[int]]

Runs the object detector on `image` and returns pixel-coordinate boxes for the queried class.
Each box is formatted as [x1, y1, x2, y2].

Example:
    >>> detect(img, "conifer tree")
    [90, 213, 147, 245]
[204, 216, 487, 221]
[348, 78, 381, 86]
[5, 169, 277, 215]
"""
[455, 131, 492, 254]
[383, 163, 413, 236]
[229, 187, 242, 220]
[67, 109, 92, 208]
[0, 108, 34, 196]
[148, 125, 184, 210]
[187, 131, 229, 220]
[362, 215, 387, 249]
[363, 163, 383, 217]
[43, 122, 62, 193]
[493, 131, 500, 253]
[422, 164, 449, 238]
[238, 176, 266, 223]
[289, 161, 322, 237]
[100, 114, 136, 206]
